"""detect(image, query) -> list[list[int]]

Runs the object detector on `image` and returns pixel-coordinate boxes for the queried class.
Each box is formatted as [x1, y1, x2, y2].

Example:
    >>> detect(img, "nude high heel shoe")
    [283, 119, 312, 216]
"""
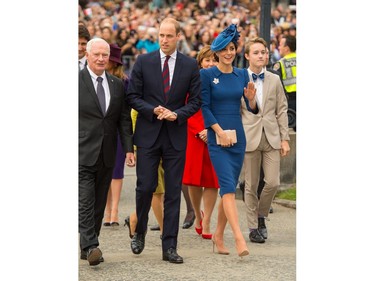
[235, 240, 249, 257]
[212, 234, 229, 255]
[238, 248, 249, 257]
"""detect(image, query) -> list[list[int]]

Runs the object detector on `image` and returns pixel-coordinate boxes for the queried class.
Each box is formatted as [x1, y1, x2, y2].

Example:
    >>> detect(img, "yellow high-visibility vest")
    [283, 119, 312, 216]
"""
[279, 52, 296, 93]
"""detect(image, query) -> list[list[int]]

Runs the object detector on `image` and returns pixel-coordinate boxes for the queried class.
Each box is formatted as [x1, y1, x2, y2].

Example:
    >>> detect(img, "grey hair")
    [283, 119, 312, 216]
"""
[86, 38, 110, 53]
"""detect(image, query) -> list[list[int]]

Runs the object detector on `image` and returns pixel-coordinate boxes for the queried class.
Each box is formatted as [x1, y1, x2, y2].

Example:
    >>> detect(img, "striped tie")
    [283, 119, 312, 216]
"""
[162, 55, 170, 100]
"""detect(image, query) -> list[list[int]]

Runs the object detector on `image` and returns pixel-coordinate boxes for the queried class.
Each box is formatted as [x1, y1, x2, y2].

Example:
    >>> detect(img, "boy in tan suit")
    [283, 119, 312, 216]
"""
[241, 37, 290, 243]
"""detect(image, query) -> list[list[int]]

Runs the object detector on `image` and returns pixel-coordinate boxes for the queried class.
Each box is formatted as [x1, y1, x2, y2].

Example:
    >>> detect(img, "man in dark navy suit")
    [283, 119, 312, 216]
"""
[126, 17, 201, 264]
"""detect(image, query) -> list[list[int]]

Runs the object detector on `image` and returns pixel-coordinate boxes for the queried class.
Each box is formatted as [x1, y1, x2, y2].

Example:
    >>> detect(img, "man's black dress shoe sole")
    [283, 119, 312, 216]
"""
[162, 248, 183, 264]
[80, 250, 104, 263]
[86, 248, 103, 266]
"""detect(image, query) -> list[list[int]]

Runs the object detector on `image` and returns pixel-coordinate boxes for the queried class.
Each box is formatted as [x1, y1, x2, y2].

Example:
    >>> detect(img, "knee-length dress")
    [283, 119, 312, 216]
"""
[200, 66, 251, 196]
[182, 109, 219, 188]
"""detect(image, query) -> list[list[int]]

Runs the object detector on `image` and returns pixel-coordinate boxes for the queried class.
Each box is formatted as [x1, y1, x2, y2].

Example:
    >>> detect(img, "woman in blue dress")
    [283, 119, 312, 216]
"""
[200, 24, 258, 257]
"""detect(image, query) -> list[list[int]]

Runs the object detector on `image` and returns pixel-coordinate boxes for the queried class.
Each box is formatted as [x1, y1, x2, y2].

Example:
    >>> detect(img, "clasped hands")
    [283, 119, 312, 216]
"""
[154, 105, 177, 121]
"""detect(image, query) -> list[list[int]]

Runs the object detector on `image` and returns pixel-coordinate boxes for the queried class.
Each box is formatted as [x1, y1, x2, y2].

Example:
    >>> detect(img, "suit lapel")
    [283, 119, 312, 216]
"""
[261, 71, 271, 112]
[82, 68, 104, 115]
[149, 52, 170, 102]
[106, 72, 115, 115]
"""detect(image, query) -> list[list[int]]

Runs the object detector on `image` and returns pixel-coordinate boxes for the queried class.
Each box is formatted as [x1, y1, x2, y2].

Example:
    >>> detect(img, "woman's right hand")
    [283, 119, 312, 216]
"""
[218, 131, 233, 147]
[198, 129, 208, 143]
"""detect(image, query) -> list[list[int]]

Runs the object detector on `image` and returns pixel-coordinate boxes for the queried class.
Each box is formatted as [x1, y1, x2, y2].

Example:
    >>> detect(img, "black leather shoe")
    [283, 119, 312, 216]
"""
[249, 229, 265, 243]
[182, 212, 195, 229]
[150, 225, 160, 231]
[258, 217, 268, 239]
[131, 233, 145, 255]
[124, 216, 133, 239]
[162, 248, 183, 264]
[103, 222, 111, 226]
[80, 250, 104, 263]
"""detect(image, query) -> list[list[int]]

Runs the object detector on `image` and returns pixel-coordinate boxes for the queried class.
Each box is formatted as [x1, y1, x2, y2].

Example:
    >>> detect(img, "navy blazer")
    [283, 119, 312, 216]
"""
[79, 68, 133, 167]
[126, 50, 201, 151]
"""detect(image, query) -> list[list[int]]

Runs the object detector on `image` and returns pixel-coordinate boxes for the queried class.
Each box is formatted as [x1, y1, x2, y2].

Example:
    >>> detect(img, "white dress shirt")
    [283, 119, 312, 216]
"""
[160, 50, 177, 85]
[247, 67, 265, 108]
[79, 57, 87, 70]
[87, 66, 111, 112]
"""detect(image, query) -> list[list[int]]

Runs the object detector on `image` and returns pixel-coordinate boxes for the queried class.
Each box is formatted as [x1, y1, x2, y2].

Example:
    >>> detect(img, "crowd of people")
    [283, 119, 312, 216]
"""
[78, 0, 296, 70]
[78, 0, 296, 267]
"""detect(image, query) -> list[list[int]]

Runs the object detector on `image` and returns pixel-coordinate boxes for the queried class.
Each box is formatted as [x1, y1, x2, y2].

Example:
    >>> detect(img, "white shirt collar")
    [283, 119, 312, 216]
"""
[247, 67, 265, 76]
[79, 57, 86, 64]
[87, 65, 106, 81]
[160, 50, 177, 60]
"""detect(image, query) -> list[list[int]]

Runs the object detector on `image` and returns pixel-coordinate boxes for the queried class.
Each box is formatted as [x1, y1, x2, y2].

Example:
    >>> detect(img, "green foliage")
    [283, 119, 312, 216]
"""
[276, 187, 296, 201]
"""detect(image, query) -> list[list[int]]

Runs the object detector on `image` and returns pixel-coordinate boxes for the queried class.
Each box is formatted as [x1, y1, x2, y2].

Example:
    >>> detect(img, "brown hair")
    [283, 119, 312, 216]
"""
[196, 45, 218, 68]
[244, 37, 267, 54]
[109, 63, 126, 80]
[281, 35, 296, 52]
[79, 25, 90, 41]
[160, 17, 181, 35]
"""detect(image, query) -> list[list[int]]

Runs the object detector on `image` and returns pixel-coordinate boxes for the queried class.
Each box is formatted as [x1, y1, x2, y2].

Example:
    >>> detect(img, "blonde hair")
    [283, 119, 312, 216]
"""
[244, 37, 267, 54]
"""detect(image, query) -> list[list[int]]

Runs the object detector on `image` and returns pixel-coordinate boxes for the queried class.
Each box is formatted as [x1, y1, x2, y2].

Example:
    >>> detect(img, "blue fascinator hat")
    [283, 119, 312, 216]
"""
[211, 24, 240, 52]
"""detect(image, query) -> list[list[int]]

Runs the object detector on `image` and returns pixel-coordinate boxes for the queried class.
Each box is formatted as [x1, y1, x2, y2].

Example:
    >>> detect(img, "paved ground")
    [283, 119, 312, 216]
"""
[79, 168, 296, 281]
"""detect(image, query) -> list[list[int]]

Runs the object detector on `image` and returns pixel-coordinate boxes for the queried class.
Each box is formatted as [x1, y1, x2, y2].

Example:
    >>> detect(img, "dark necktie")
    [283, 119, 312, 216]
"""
[162, 55, 170, 100]
[252, 72, 264, 81]
[96, 76, 106, 115]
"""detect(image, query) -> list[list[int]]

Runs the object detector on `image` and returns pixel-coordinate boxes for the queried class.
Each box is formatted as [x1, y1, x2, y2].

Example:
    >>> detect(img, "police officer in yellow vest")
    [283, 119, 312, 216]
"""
[273, 35, 296, 131]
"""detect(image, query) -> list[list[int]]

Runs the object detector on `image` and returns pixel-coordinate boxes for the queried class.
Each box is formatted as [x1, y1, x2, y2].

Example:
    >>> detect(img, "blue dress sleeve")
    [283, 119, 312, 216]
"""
[200, 68, 218, 128]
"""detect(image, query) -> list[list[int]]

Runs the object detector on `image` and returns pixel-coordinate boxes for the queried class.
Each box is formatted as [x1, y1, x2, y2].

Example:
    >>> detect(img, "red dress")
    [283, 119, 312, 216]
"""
[182, 109, 219, 188]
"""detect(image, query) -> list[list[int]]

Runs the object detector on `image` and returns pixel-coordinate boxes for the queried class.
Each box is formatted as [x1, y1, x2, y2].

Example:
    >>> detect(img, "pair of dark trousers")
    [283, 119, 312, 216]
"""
[79, 149, 113, 251]
[135, 123, 185, 252]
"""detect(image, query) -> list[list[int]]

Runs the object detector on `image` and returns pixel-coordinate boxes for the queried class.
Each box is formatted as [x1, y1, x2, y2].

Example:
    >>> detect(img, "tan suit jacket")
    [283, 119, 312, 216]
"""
[241, 70, 290, 151]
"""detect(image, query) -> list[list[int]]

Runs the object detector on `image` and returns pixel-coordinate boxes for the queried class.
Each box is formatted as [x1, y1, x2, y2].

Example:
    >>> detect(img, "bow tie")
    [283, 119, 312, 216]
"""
[252, 73, 264, 81]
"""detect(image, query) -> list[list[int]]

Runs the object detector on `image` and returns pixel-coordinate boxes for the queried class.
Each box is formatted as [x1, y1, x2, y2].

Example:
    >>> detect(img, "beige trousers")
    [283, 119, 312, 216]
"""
[243, 131, 280, 229]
